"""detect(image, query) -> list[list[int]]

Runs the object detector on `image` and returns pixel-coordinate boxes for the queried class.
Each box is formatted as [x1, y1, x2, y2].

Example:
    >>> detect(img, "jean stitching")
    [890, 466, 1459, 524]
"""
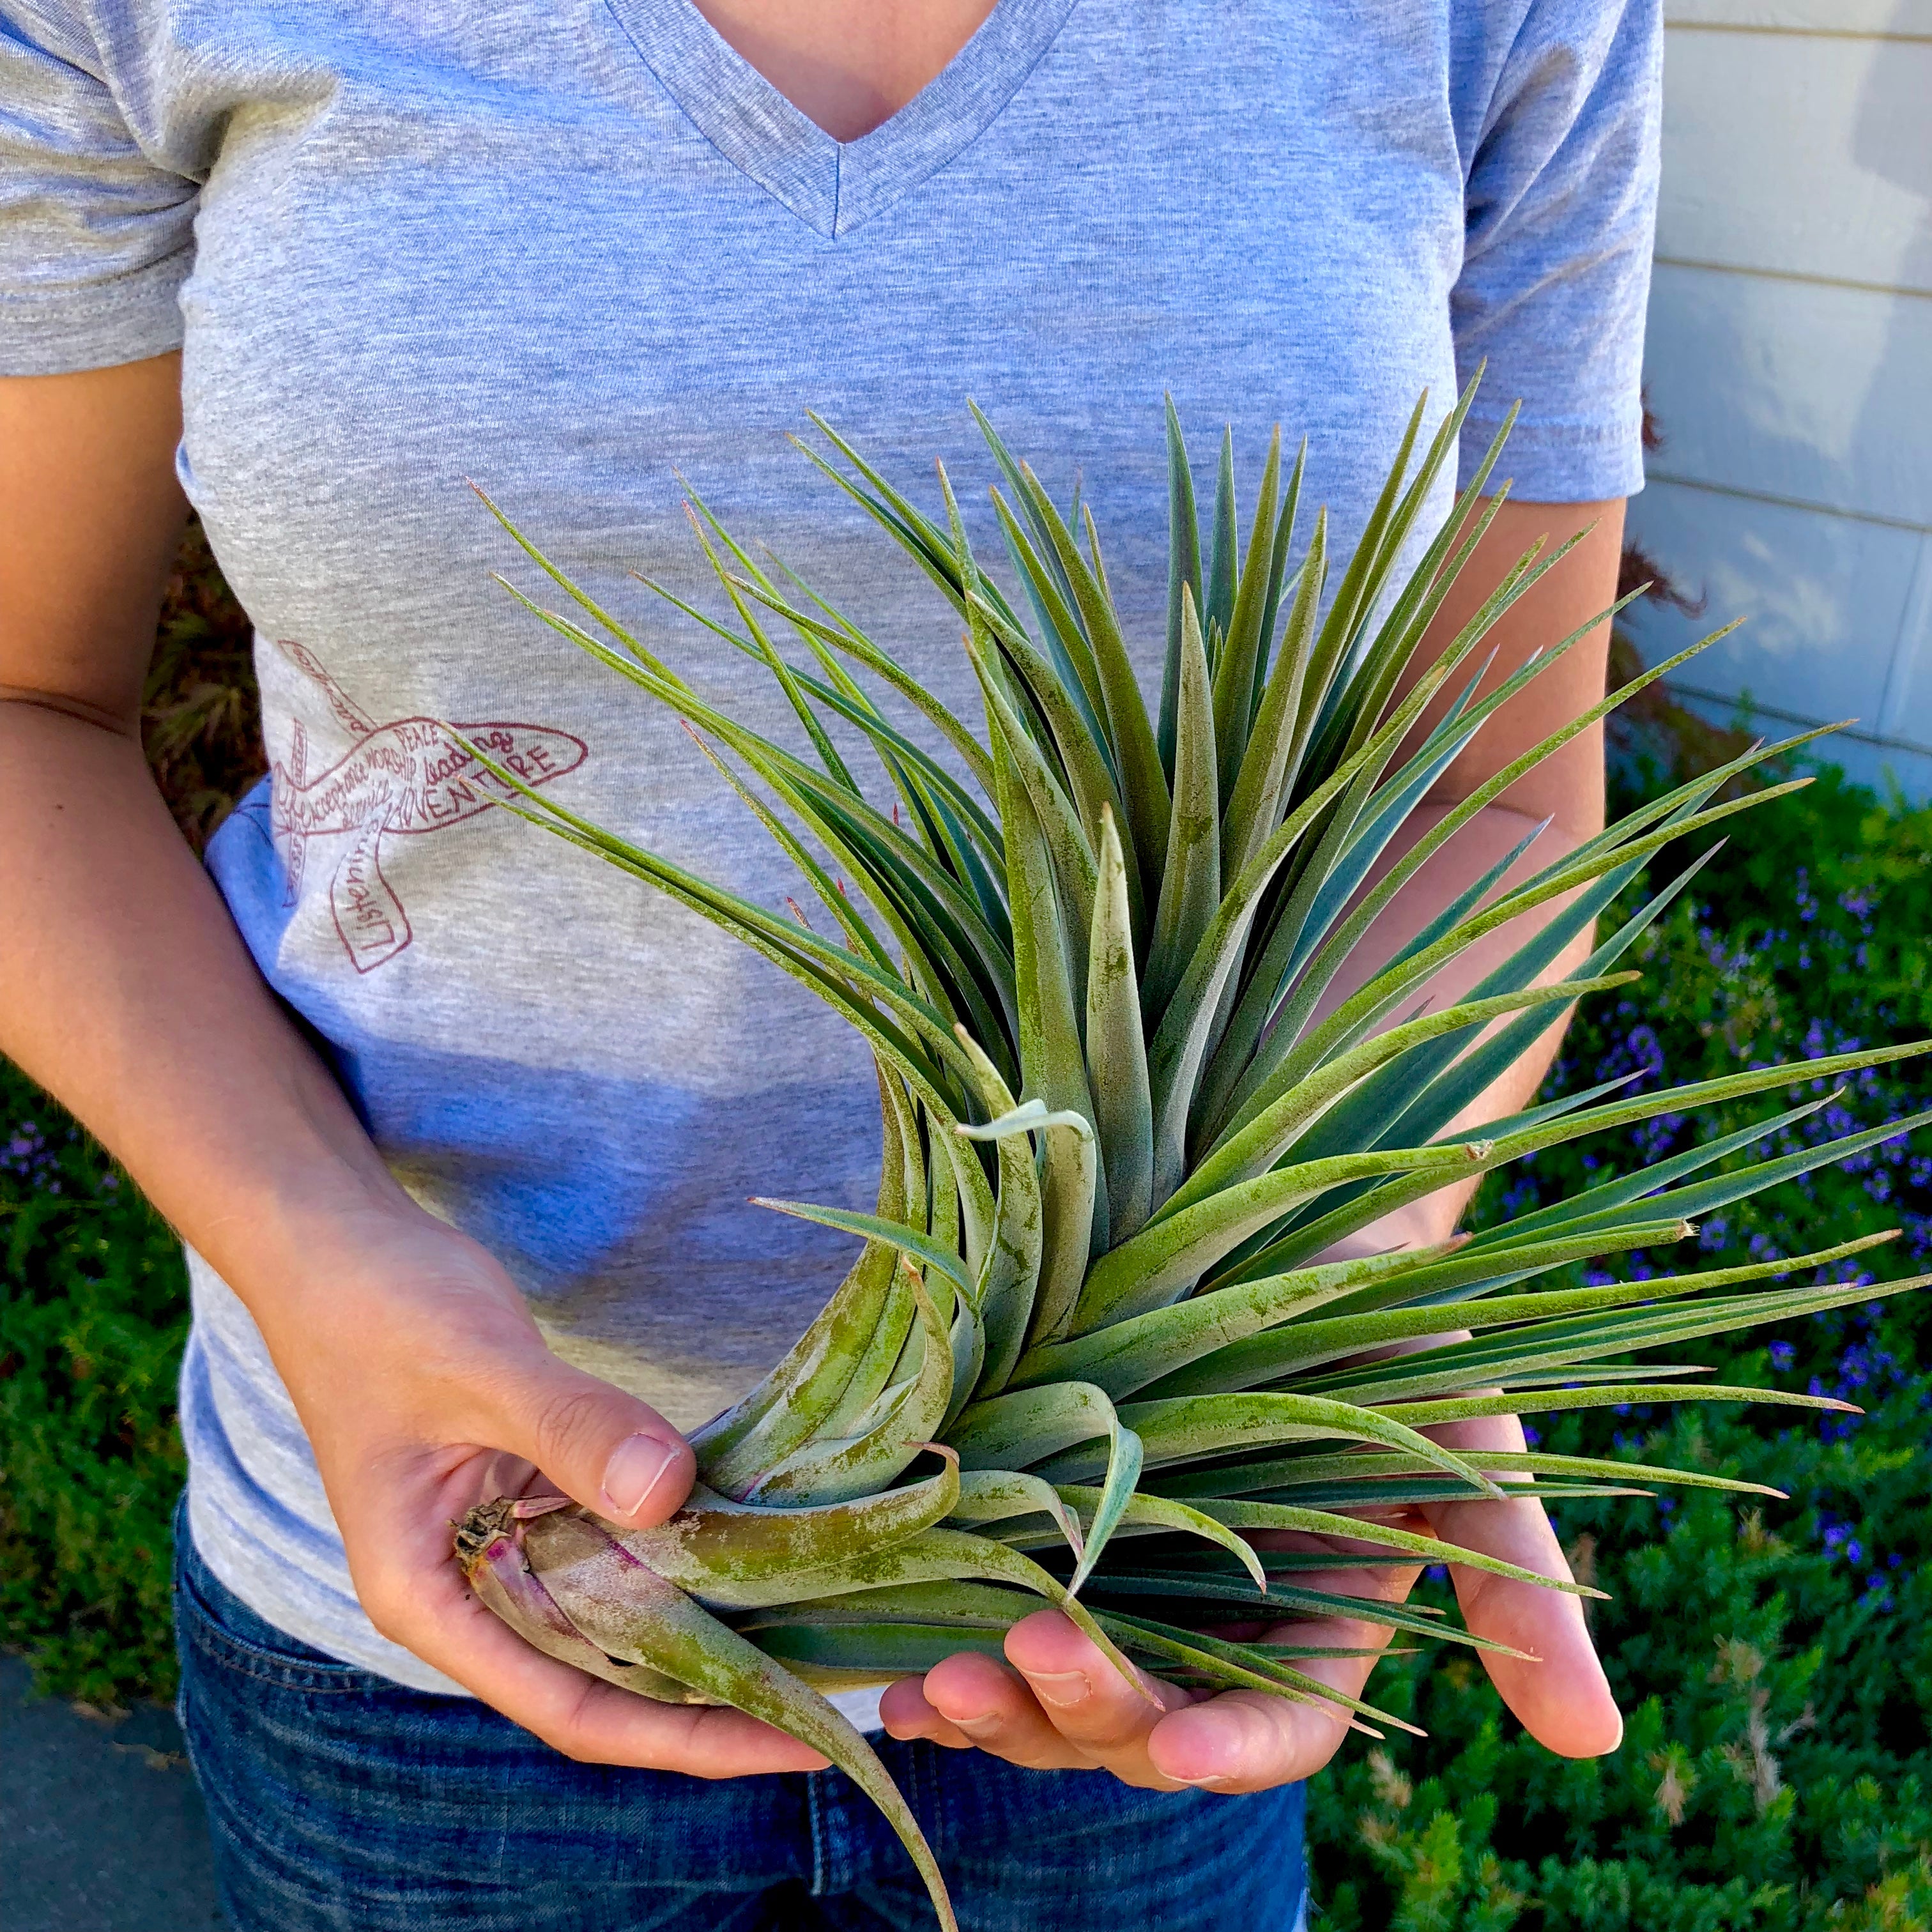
[180, 1610, 382, 1693]
[909, 1744, 934, 1853]
[807, 1769, 830, 1898]
[176, 1567, 386, 1694]
[186, 1646, 378, 1694]
[178, 1583, 377, 1680]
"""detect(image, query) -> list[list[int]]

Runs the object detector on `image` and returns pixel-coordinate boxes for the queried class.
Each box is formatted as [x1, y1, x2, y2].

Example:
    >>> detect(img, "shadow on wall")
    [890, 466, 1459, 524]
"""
[1627, 1, 1932, 799]
[1859, 0, 1932, 755]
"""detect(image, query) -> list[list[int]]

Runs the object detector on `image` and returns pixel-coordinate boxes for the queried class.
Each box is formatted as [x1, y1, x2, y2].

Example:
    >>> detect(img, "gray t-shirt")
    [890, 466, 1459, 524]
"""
[1, 0, 1659, 1694]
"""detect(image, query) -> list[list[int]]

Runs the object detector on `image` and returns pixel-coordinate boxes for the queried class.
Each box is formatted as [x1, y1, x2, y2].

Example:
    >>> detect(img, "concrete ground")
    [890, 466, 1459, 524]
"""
[0, 1653, 226, 1932]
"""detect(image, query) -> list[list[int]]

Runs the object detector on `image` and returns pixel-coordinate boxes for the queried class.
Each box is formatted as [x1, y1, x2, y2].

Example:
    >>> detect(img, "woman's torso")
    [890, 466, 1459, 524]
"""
[181, 0, 1478, 1409]
[1, 0, 1656, 1681]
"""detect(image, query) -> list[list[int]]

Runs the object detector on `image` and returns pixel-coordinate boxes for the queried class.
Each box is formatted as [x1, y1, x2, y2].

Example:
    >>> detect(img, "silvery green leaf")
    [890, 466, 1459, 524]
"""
[1211, 423, 1283, 801]
[520, 1508, 958, 1932]
[1086, 806, 1155, 1243]
[1142, 586, 1220, 1023]
[1160, 393, 1204, 778]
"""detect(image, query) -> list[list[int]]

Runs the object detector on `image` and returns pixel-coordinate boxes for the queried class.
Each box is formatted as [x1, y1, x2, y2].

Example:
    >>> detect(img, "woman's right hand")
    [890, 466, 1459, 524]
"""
[256, 1199, 831, 1776]
[1, 357, 821, 1779]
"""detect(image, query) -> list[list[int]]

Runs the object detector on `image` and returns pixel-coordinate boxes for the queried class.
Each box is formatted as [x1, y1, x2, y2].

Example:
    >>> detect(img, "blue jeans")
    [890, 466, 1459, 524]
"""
[174, 1515, 1308, 1930]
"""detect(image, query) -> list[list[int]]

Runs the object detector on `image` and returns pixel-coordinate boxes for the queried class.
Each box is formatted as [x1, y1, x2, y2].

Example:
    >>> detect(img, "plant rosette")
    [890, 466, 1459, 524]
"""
[453, 387, 1929, 1931]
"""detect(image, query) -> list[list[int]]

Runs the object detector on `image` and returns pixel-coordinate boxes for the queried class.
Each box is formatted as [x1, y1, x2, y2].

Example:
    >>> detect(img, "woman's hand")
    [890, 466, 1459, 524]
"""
[1, 359, 824, 1781]
[263, 1199, 834, 1776]
[878, 1411, 1618, 1790]
[878, 1567, 1406, 1792]
[880, 1190, 1622, 1790]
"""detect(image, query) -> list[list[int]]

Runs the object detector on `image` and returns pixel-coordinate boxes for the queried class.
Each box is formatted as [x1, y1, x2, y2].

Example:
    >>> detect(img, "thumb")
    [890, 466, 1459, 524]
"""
[486, 1351, 697, 1529]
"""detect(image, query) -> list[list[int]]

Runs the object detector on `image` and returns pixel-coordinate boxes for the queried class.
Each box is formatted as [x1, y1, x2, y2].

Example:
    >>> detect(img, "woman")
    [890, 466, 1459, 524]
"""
[0, 1, 1653, 1924]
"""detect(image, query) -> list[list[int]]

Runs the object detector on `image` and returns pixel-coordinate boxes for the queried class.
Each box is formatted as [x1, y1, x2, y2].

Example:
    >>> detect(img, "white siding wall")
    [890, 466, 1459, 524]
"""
[1624, 3, 1932, 795]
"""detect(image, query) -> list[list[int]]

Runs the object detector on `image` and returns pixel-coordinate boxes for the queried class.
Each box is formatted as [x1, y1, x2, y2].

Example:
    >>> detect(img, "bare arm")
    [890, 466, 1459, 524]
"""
[0, 364, 411, 1297]
[0, 357, 816, 1775]
[1310, 493, 1623, 1246]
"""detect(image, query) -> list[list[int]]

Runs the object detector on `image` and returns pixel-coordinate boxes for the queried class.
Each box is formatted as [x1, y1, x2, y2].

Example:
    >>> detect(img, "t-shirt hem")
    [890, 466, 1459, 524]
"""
[0, 250, 190, 375]
[1460, 410, 1646, 502]
[185, 1481, 472, 1696]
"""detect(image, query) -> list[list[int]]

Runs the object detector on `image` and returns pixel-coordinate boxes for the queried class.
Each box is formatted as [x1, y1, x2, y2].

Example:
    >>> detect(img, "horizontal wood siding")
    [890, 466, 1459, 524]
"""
[1663, 4, 1932, 34]
[1628, 8, 1932, 793]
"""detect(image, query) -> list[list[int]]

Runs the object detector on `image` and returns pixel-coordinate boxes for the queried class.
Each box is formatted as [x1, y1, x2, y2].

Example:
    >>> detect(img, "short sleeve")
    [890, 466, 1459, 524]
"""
[0, 0, 199, 374]
[1450, 0, 1662, 502]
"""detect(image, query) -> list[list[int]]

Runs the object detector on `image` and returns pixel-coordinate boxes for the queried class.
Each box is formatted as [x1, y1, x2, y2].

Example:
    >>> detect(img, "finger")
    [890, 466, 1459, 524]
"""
[1423, 1489, 1622, 1758]
[360, 1528, 828, 1777]
[874, 1675, 980, 1751]
[464, 1346, 697, 1529]
[1144, 1583, 1408, 1792]
[881, 1653, 1092, 1768]
[996, 1611, 1195, 1782]
[1144, 1687, 1352, 1794]
[1417, 1410, 1621, 1756]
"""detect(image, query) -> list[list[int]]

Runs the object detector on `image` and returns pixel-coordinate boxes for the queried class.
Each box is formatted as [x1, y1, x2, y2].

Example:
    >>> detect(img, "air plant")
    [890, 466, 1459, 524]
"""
[455, 383, 1929, 1930]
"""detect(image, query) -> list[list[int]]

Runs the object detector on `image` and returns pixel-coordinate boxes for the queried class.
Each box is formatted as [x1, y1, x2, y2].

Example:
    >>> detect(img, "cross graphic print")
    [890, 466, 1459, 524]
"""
[269, 640, 589, 972]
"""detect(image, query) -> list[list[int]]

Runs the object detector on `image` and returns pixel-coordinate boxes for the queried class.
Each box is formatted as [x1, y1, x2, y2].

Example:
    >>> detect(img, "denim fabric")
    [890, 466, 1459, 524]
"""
[174, 1514, 1309, 1931]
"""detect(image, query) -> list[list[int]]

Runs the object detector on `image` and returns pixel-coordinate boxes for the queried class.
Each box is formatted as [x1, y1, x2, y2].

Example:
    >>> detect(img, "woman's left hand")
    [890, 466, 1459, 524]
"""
[879, 1199, 1625, 1790]
[878, 1439, 1620, 1790]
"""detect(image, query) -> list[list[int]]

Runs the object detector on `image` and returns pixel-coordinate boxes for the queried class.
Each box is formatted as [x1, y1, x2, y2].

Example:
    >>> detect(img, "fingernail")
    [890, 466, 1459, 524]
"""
[951, 1713, 1003, 1740]
[1170, 1774, 1232, 1788]
[1024, 1669, 1090, 1708]
[600, 1434, 679, 1518]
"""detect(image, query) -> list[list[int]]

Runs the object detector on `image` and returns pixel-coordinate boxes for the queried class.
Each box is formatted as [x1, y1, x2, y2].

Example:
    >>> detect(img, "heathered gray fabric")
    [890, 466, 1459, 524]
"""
[2, 0, 1659, 1702]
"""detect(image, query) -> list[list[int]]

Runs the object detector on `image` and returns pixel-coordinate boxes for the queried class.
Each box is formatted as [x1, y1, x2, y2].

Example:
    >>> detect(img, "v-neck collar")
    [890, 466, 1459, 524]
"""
[604, 0, 1078, 238]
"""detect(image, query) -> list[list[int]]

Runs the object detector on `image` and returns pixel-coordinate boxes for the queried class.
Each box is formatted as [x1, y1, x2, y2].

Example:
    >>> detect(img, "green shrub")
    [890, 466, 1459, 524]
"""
[0, 1084, 188, 1705]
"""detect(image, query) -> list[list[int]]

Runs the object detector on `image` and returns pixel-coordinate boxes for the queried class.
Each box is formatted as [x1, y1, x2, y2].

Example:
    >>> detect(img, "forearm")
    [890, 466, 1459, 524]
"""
[0, 356, 422, 1307]
[0, 700, 421, 1294]
[1310, 494, 1621, 1241]
[0, 358, 801, 1767]
[1314, 799, 1598, 1238]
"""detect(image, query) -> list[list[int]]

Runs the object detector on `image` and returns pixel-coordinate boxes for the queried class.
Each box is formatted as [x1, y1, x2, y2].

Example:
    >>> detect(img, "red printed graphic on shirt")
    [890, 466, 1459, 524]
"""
[269, 641, 588, 972]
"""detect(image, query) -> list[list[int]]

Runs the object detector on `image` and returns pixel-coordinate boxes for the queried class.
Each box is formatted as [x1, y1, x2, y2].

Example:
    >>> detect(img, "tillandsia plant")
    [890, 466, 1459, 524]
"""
[453, 381, 1931, 1931]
